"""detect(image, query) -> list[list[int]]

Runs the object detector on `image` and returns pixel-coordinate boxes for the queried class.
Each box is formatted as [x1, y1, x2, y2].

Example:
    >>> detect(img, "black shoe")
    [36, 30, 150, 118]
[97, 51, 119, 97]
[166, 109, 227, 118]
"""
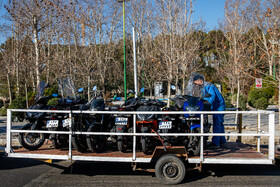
[207, 143, 220, 149]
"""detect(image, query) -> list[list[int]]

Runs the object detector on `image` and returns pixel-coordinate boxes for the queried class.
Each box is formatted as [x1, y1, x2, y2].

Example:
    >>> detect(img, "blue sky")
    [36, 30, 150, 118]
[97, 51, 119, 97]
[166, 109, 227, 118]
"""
[193, 0, 225, 30]
[0, 0, 225, 45]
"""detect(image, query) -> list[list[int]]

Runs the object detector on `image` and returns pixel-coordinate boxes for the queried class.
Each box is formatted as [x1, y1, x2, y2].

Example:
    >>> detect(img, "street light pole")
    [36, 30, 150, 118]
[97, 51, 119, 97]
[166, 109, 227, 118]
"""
[269, 40, 278, 79]
[119, 0, 129, 101]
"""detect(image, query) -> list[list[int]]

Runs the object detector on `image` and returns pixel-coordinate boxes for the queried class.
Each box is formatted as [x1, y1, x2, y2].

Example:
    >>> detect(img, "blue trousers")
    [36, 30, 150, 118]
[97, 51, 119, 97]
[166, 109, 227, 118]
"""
[212, 114, 226, 146]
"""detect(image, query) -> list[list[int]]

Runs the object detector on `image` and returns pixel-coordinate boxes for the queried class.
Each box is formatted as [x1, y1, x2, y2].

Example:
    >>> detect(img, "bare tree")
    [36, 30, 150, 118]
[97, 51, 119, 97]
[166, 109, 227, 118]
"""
[219, 0, 249, 117]
[5, 0, 55, 88]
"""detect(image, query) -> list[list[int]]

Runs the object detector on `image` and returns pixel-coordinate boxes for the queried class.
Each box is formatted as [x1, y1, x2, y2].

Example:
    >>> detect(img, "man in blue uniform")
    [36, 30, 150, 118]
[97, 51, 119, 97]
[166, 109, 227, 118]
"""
[186, 73, 226, 149]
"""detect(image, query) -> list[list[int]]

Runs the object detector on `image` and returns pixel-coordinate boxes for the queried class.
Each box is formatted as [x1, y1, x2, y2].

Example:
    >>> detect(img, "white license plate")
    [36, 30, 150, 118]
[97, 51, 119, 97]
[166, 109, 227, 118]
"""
[62, 118, 71, 127]
[46, 120, 59, 128]
[115, 117, 128, 125]
[159, 121, 172, 129]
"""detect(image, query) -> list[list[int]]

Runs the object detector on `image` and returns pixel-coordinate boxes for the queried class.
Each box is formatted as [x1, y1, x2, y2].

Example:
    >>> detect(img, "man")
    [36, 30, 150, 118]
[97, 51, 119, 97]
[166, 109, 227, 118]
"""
[186, 73, 226, 149]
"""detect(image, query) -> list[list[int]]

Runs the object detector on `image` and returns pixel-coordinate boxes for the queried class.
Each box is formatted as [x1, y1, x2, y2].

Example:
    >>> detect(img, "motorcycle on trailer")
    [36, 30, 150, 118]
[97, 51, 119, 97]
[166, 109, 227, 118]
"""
[18, 81, 51, 150]
[136, 98, 167, 154]
[157, 86, 182, 147]
[86, 86, 114, 153]
[110, 90, 138, 153]
[46, 77, 87, 151]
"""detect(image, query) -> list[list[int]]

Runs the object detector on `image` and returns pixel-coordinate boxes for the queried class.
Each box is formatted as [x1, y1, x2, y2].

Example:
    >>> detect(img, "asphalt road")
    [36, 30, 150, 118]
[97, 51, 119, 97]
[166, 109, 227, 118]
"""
[1, 156, 280, 186]
[0, 154, 55, 187]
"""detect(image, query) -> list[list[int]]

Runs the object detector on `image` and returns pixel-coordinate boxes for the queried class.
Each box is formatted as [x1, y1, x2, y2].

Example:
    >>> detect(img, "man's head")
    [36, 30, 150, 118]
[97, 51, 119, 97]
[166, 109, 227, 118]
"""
[193, 74, 204, 86]
[185, 72, 205, 97]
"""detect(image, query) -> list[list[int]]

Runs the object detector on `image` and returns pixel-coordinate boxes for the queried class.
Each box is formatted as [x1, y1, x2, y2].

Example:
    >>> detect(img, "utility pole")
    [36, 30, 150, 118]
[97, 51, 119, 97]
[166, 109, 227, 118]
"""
[118, 0, 130, 101]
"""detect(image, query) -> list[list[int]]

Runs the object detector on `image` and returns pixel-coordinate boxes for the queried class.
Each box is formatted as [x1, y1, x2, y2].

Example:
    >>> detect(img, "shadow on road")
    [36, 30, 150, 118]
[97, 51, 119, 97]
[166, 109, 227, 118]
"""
[62, 161, 153, 177]
[60, 161, 280, 184]
[0, 154, 68, 171]
[0, 156, 46, 170]
[203, 164, 280, 177]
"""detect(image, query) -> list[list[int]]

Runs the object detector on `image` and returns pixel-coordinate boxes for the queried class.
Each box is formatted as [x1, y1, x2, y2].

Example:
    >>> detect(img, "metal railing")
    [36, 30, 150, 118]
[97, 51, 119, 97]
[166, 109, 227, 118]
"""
[5, 109, 275, 164]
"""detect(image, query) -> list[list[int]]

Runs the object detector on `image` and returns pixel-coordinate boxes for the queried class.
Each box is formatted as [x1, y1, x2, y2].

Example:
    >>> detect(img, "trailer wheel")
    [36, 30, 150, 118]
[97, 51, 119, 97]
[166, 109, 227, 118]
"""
[155, 154, 186, 185]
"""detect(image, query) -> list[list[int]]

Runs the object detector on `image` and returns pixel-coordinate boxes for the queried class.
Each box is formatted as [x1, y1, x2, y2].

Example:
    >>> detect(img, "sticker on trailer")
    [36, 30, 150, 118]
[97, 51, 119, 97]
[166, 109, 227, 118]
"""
[159, 121, 172, 129]
[115, 117, 128, 125]
[62, 118, 71, 127]
[46, 120, 59, 128]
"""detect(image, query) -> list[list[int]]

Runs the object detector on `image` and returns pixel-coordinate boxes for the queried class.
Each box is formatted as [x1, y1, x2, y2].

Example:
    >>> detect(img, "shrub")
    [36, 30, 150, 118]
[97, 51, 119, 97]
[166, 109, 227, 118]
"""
[8, 96, 26, 121]
[0, 107, 7, 116]
[254, 98, 269, 110]
[239, 94, 247, 110]
[47, 97, 59, 106]
[223, 95, 234, 108]
[247, 78, 275, 110]
[0, 99, 3, 108]
[248, 89, 270, 109]
[44, 85, 58, 96]
[28, 91, 36, 106]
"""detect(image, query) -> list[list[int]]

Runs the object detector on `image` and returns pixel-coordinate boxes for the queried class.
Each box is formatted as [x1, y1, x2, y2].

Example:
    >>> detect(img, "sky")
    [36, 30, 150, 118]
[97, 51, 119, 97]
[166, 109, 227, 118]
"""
[0, 0, 226, 45]
[193, 0, 226, 30]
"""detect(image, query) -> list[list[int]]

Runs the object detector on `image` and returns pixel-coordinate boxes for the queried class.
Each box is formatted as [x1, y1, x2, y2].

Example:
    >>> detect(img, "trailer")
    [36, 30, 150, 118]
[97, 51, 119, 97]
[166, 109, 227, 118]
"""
[5, 109, 275, 185]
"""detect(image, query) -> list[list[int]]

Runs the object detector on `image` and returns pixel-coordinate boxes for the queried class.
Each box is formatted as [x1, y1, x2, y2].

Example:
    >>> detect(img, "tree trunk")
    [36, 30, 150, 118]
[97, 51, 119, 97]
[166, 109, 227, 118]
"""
[87, 75, 91, 101]
[16, 32, 19, 95]
[182, 70, 186, 93]
[25, 82, 28, 108]
[33, 16, 40, 87]
[167, 80, 171, 107]
[7, 72, 12, 105]
[278, 79, 280, 144]
[235, 78, 240, 124]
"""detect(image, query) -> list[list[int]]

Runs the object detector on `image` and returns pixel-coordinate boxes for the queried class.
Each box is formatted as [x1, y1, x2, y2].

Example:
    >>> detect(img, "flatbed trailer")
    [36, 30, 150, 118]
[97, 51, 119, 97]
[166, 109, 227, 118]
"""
[5, 109, 275, 184]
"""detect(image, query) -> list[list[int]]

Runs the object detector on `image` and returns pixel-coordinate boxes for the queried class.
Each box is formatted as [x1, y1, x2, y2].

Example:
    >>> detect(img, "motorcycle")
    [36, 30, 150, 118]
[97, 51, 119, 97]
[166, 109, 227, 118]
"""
[136, 98, 166, 154]
[46, 78, 87, 151]
[18, 81, 51, 150]
[110, 93, 137, 153]
[86, 88, 114, 153]
[171, 94, 211, 156]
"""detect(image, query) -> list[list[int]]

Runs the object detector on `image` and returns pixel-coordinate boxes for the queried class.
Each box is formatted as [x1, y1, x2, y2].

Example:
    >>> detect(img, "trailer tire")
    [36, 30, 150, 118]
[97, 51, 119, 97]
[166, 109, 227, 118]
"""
[18, 123, 45, 151]
[155, 154, 186, 185]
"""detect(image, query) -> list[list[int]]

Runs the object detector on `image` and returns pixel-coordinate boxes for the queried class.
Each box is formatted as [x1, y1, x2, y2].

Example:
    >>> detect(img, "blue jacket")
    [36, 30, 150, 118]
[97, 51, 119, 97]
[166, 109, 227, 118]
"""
[203, 82, 226, 111]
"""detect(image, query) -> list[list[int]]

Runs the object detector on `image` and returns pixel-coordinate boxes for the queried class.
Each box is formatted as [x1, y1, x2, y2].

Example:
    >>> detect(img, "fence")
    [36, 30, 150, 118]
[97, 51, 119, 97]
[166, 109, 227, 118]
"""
[5, 109, 275, 164]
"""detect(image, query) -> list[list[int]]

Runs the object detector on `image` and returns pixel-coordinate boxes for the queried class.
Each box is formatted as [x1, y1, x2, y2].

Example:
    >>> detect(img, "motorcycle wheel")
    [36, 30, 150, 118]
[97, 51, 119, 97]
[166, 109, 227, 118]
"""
[18, 123, 45, 150]
[72, 135, 87, 153]
[51, 134, 68, 149]
[187, 128, 207, 156]
[50, 134, 61, 149]
[117, 136, 126, 153]
[72, 117, 88, 153]
[86, 125, 107, 153]
[141, 136, 149, 154]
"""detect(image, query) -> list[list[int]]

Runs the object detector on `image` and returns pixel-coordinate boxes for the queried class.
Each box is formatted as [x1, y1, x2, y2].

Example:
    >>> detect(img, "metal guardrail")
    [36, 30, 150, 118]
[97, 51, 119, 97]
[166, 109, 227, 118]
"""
[5, 109, 275, 164]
